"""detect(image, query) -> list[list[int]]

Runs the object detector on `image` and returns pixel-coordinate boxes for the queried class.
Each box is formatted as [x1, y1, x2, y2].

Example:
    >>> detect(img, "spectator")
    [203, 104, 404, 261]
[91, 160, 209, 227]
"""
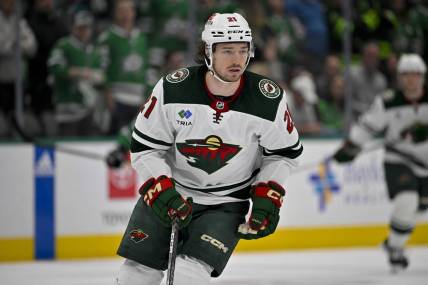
[382, 52, 399, 89]
[48, 10, 103, 137]
[317, 74, 345, 134]
[0, 0, 37, 137]
[26, 0, 68, 137]
[349, 41, 387, 122]
[162, 49, 186, 75]
[260, 0, 304, 69]
[316, 53, 341, 100]
[285, 0, 329, 75]
[288, 67, 321, 135]
[96, 0, 151, 134]
[249, 32, 288, 90]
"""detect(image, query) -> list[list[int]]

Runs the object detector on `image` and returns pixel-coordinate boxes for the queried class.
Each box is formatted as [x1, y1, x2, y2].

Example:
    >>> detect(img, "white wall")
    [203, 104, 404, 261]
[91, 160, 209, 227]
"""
[0, 144, 33, 237]
[1, 140, 427, 241]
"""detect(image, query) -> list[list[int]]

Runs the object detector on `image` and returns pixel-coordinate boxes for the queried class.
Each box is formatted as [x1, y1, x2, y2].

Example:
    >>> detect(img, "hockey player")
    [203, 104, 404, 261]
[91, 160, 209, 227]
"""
[333, 54, 428, 272]
[115, 13, 303, 284]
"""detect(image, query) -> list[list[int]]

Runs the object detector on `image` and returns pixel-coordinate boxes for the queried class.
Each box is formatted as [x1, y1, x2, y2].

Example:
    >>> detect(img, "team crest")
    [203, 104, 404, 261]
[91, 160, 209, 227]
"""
[166, 68, 190, 83]
[129, 229, 149, 243]
[259, 79, 281, 99]
[176, 135, 242, 174]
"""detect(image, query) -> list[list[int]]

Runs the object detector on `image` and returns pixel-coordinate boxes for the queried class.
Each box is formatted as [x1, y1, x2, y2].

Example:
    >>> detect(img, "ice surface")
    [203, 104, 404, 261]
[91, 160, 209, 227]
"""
[0, 247, 427, 285]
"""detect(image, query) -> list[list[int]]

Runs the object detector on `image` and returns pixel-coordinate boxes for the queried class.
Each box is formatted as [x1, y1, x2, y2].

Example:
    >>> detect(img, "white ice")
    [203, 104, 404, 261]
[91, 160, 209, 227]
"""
[1, 247, 427, 285]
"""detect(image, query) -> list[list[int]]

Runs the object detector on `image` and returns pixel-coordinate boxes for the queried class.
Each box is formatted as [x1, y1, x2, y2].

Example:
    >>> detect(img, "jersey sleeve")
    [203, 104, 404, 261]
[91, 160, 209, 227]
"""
[255, 90, 303, 186]
[47, 40, 69, 80]
[349, 96, 387, 146]
[130, 78, 174, 181]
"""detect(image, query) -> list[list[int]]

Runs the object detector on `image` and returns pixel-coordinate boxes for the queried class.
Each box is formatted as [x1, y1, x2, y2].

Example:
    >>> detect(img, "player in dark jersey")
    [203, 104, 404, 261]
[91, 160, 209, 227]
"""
[114, 13, 303, 284]
[334, 54, 428, 273]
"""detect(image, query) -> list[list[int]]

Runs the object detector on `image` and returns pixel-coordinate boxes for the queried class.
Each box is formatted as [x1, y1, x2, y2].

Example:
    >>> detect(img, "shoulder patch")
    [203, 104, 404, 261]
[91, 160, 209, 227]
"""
[258, 79, 281, 99]
[166, 68, 190, 83]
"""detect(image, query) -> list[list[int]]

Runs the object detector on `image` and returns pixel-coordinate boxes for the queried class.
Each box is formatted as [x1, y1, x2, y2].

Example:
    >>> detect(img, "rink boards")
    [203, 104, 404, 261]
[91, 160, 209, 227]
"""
[0, 139, 427, 261]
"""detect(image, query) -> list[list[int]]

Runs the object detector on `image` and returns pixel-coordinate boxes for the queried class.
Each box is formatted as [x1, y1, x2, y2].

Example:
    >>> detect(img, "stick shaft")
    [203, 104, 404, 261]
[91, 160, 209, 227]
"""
[11, 115, 105, 161]
[166, 219, 179, 285]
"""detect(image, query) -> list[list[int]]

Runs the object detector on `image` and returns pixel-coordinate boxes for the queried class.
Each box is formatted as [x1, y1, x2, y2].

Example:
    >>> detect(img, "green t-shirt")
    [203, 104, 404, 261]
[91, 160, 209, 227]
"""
[48, 36, 101, 105]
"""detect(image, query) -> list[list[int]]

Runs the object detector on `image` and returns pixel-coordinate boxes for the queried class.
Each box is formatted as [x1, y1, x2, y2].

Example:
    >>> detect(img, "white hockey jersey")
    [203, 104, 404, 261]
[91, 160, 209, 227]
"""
[130, 66, 303, 205]
[350, 89, 428, 175]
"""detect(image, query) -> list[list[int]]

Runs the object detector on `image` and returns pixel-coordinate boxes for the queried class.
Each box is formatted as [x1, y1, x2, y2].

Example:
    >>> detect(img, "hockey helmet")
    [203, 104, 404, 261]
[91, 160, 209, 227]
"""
[201, 13, 254, 72]
[397, 54, 426, 74]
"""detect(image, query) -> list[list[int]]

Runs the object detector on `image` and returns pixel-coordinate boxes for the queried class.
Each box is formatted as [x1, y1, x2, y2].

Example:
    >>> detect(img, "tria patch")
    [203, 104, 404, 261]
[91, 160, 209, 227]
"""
[166, 68, 190, 83]
[176, 108, 194, 126]
[129, 229, 149, 243]
[176, 135, 242, 174]
[259, 79, 281, 99]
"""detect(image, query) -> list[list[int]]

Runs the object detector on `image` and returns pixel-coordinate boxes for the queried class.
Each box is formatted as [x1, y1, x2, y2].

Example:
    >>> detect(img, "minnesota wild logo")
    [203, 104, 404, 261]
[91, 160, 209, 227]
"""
[176, 135, 241, 174]
[259, 79, 281, 99]
[129, 229, 149, 243]
[166, 68, 189, 83]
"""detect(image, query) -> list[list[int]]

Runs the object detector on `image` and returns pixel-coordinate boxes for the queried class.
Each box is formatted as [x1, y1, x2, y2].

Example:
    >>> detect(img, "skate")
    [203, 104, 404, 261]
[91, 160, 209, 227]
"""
[382, 240, 409, 273]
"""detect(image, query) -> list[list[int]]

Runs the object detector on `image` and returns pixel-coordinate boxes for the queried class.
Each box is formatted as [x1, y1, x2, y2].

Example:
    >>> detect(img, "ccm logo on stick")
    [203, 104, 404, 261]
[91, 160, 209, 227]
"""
[201, 234, 229, 253]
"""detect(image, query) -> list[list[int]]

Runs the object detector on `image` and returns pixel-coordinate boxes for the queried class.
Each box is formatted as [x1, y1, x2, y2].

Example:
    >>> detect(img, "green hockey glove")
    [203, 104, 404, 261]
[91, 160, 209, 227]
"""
[333, 140, 361, 163]
[237, 181, 285, 240]
[139, 176, 192, 229]
[404, 122, 428, 143]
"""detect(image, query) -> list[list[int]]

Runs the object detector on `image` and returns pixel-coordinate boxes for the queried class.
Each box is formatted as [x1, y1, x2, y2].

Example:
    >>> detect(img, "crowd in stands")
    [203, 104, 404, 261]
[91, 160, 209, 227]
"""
[1, 0, 428, 139]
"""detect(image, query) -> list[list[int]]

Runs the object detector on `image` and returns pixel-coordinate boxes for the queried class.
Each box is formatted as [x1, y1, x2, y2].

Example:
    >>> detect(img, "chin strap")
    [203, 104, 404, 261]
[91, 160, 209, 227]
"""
[208, 69, 233, 84]
[204, 47, 251, 84]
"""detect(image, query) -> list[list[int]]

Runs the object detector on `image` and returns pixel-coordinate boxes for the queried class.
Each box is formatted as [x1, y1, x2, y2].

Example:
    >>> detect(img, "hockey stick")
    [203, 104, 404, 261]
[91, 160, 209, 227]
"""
[292, 139, 388, 174]
[11, 114, 106, 161]
[166, 218, 180, 285]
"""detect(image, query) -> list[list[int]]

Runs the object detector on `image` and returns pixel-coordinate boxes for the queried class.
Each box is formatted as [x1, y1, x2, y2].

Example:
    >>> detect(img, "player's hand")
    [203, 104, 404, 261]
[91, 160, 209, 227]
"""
[332, 140, 361, 163]
[237, 181, 285, 240]
[106, 145, 128, 168]
[139, 176, 192, 229]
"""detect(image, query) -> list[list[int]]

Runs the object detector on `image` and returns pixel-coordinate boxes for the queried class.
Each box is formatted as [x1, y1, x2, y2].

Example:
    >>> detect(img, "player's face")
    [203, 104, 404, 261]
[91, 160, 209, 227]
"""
[399, 72, 425, 100]
[212, 42, 249, 82]
[115, 1, 135, 27]
[73, 25, 92, 44]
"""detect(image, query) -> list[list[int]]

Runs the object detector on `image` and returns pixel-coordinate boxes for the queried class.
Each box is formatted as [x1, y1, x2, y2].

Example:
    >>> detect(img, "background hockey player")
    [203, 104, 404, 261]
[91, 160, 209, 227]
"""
[115, 12, 303, 285]
[333, 53, 428, 272]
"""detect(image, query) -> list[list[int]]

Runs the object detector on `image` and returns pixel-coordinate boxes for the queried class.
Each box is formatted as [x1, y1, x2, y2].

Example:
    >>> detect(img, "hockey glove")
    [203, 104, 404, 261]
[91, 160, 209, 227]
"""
[333, 140, 361, 163]
[237, 181, 285, 240]
[402, 122, 428, 143]
[106, 145, 128, 168]
[139, 176, 192, 229]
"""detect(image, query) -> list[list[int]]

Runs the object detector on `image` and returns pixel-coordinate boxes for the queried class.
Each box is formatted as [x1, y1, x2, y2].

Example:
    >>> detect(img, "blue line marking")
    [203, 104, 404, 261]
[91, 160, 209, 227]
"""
[34, 146, 55, 259]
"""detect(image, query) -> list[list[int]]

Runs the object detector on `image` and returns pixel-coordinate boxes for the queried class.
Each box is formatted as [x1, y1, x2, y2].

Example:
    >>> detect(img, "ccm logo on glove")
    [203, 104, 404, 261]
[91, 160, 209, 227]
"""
[139, 176, 192, 228]
[141, 177, 174, 206]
